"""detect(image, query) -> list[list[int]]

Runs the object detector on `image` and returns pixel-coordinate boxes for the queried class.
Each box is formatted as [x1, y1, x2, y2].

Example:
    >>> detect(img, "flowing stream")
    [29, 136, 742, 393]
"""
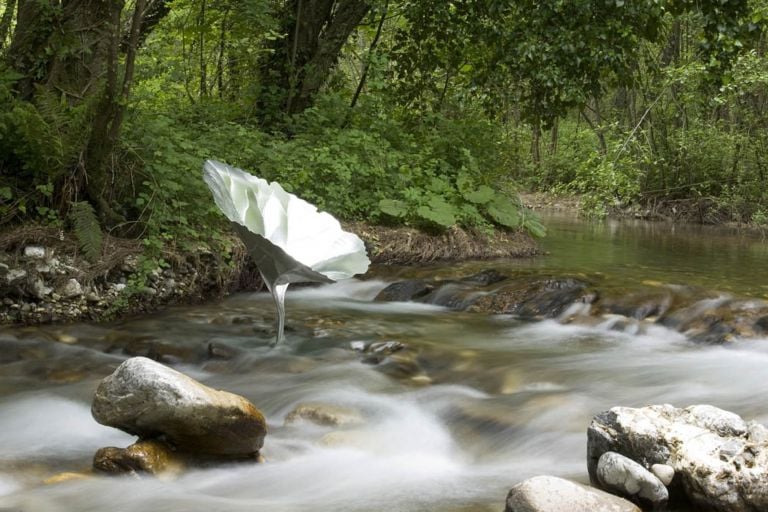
[0, 215, 767, 512]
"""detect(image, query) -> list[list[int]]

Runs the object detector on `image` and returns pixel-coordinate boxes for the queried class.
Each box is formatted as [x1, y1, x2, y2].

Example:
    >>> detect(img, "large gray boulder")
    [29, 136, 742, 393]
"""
[588, 404, 768, 512]
[92, 357, 266, 457]
[505, 475, 641, 512]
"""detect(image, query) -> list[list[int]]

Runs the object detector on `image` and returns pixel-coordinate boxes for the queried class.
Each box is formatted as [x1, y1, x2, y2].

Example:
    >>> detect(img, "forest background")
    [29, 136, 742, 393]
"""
[0, 0, 766, 266]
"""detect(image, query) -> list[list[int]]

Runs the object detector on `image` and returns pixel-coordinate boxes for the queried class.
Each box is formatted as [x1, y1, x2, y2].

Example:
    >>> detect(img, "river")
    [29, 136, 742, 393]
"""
[0, 215, 766, 511]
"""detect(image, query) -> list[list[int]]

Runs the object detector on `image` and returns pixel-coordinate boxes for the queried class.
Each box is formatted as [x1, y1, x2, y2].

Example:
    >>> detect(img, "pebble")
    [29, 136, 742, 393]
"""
[651, 463, 675, 486]
[62, 279, 83, 298]
[6, 268, 27, 282]
[44, 472, 92, 485]
[596, 451, 668, 508]
[23, 246, 46, 259]
[31, 279, 53, 299]
[55, 333, 78, 344]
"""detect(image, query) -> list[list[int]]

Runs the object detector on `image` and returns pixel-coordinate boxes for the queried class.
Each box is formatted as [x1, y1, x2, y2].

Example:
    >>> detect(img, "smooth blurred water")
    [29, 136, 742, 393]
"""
[0, 216, 767, 511]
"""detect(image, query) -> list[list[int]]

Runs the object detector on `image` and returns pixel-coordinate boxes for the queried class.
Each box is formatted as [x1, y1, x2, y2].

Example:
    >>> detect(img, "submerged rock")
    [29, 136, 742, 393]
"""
[285, 402, 364, 427]
[376, 270, 598, 320]
[588, 404, 768, 512]
[43, 472, 93, 485]
[92, 356, 266, 457]
[469, 276, 596, 319]
[505, 475, 641, 512]
[93, 439, 185, 476]
[374, 279, 433, 302]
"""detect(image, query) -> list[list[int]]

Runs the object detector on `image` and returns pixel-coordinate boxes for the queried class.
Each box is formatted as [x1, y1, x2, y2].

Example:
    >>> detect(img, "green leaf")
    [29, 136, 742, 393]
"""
[522, 215, 547, 238]
[427, 176, 452, 194]
[463, 185, 495, 205]
[416, 196, 456, 227]
[456, 172, 473, 194]
[69, 201, 103, 262]
[486, 197, 521, 228]
[378, 198, 408, 217]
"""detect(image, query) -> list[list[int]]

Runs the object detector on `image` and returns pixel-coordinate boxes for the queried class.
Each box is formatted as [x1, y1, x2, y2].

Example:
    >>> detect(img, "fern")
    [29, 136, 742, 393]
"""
[70, 201, 102, 261]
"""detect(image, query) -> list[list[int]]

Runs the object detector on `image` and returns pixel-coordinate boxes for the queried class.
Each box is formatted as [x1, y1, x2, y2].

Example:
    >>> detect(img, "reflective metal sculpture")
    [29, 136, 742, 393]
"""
[203, 160, 370, 345]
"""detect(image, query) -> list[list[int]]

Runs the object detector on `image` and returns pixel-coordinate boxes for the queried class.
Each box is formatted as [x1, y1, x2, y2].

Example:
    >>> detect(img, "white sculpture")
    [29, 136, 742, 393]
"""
[203, 160, 370, 345]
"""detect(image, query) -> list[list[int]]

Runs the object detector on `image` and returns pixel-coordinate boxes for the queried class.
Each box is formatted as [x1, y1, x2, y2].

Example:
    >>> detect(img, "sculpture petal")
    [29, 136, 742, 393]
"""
[203, 159, 370, 281]
[203, 160, 370, 345]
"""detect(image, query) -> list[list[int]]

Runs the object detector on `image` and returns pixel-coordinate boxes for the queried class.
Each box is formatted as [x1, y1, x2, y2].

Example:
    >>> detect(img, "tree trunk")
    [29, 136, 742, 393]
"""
[83, 0, 148, 224]
[0, 0, 17, 50]
[198, 0, 208, 98]
[216, 4, 229, 98]
[531, 122, 541, 167]
[6, 0, 58, 100]
[346, 0, 387, 116]
[122, 0, 170, 51]
[6, 0, 149, 225]
[258, 0, 372, 126]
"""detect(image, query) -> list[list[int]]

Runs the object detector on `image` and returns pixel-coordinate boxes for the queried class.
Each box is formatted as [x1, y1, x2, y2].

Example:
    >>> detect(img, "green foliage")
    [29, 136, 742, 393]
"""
[486, 196, 521, 229]
[0, 67, 95, 221]
[378, 199, 408, 218]
[70, 201, 102, 262]
[416, 195, 457, 228]
[7, 0, 768, 262]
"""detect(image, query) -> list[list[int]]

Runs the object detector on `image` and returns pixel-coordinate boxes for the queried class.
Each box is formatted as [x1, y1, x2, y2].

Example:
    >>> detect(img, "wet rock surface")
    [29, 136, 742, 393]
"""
[93, 439, 185, 476]
[588, 404, 768, 512]
[505, 475, 641, 512]
[376, 269, 768, 343]
[375, 271, 598, 318]
[284, 402, 364, 427]
[92, 357, 267, 458]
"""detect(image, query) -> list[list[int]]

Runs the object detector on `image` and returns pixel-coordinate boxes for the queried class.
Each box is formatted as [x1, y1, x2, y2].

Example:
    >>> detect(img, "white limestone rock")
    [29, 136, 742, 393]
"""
[650, 464, 675, 486]
[596, 451, 668, 508]
[23, 246, 46, 259]
[505, 475, 641, 512]
[588, 404, 768, 512]
[61, 279, 83, 298]
[31, 279, 53, 299]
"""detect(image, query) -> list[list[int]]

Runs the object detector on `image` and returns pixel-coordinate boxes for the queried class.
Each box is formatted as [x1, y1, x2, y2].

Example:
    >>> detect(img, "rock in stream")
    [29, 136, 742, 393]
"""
[92, 356, 267, 465]
[505, 475, 640, 512]
[588, 404, 768, 512]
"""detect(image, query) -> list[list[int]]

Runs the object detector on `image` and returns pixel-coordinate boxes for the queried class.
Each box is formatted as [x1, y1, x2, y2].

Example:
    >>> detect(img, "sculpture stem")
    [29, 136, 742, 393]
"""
[269, 283, 289, 346]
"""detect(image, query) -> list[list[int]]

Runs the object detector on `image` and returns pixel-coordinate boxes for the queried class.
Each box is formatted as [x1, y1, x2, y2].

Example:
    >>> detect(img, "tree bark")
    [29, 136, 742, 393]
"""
[6, 0, 57, 100]
[216, 4, 229, 97]
[6, 0, 150, 225]
[0, 0, 17, 50]
[198, 0, 208, 97]
[122, 0, 170, 51]
[84, 0, 147, 223]
[346, 1, 387, 117]
[258, 0, 372, 125]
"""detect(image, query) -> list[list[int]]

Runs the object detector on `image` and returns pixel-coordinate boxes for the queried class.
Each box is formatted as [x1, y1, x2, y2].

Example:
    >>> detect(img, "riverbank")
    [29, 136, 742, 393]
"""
[0, 223, 539, 326]
[521, 191, 768, 233]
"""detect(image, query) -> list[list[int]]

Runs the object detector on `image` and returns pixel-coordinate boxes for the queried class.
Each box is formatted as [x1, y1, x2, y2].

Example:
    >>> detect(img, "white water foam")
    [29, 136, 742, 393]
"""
[0, 475, 18, 497]
[266, 279, 389, 302]
[0, 394, 134, 459]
